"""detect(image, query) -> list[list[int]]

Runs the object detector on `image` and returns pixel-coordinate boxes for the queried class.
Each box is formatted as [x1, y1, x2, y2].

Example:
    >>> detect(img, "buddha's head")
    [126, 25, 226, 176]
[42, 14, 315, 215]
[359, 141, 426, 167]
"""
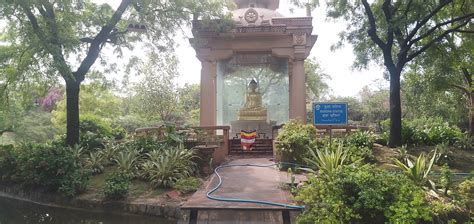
[248, 79, 258, 92]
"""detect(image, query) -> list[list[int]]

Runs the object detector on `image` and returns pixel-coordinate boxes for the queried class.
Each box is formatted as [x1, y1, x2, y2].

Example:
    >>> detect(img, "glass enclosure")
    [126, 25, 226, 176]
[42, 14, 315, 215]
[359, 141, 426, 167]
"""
[216, 54, 289, 125]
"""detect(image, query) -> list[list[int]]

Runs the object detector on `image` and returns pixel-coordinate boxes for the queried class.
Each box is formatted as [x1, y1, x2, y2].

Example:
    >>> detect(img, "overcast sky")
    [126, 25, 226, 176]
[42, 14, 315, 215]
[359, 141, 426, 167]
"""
[85, 0, 388, 97]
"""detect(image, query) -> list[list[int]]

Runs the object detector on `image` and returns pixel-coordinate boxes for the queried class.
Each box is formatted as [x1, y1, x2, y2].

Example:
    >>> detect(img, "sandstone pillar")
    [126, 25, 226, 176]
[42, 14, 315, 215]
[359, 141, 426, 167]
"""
[289, 59, 306, 123]
[200, 60, 217, 126]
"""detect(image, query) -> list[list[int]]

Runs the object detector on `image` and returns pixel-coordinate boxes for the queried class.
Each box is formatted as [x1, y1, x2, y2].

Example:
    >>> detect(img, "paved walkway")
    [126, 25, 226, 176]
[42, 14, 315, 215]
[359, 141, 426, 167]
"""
[182, 157, 301, 210]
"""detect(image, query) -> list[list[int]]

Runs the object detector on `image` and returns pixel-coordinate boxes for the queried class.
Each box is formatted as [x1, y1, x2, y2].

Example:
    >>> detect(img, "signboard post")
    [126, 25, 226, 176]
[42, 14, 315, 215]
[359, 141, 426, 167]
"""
[313, 102, 348, 144]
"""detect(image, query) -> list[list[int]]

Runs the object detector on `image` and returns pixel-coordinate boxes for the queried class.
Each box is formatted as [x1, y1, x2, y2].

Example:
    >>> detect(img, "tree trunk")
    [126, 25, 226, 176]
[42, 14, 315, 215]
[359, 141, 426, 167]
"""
[389, 69, 402, 147]
[66, 80, 81, 147]
[470, 91, 474, 137]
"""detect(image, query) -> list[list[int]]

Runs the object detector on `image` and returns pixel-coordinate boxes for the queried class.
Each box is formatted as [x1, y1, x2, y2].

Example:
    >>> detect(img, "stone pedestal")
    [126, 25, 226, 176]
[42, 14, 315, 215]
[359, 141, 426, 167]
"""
[230, 120, 276, 139]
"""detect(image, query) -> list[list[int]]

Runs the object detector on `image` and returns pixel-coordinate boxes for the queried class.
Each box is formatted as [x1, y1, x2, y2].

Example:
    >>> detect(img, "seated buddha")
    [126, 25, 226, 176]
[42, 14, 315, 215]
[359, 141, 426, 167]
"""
[237, 79, 268, 121]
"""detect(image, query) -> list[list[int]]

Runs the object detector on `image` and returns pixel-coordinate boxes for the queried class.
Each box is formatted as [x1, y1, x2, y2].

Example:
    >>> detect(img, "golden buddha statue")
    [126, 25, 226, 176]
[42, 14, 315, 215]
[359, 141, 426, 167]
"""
[237, 79, 267, 121]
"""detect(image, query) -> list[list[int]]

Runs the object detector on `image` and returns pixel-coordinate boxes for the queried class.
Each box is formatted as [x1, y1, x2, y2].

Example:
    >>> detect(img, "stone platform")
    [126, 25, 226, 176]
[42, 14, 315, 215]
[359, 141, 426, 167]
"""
[180, 157, 304, 224]
[230, 120, 276, 139]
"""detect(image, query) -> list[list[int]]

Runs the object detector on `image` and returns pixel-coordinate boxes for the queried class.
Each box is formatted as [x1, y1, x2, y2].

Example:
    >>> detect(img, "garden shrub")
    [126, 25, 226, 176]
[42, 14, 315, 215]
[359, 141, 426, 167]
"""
[78, 115, 125, 151]
[381, 117, 461, 145]
[112, 115, 149, 133]
[0, 145, 17, 181]
[344, 131, 376, 163]
[4, 143, 89, 196]
[122, 137, 165, 154]
[113, 147, 140, 177]
[302, 143, 352, 179]
[345, 131, 375, 149]
[296, 165, 432, 223]
[103, 172, 131, 200]
[458, 178, 474, 213]
[141, 146, 197, 188]
[275, 120, 318, 164]
[347, 145, 376, 163]
[174, 177, 202, 194]
[455, 132, 472, 150]
[85, 151, 105, 175]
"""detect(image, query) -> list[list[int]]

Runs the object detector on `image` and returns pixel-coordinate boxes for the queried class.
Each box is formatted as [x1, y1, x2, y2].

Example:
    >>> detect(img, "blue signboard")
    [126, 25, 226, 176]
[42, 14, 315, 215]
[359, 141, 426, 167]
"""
[313, 102, 348, 125]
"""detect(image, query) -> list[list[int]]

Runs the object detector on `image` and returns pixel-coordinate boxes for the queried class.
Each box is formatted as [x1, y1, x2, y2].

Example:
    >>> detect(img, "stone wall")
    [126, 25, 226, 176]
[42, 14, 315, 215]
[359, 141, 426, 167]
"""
[0, 184, 183, 220]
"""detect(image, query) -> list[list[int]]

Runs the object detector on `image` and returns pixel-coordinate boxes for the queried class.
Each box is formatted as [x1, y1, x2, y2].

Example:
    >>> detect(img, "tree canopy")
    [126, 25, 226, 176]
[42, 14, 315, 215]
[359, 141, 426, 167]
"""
[318, 0, 473, 146]
[0, 0, 231, 146]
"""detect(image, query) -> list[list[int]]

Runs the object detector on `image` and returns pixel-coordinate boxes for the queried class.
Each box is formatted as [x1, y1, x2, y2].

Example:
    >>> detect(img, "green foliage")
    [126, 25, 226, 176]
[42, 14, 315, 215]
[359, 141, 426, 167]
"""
[439, 164, 453, 196]
[381, 118, 462, 145]
[112, 115, 149, 133]
[305, 58, 330, 103]
[103, 172, 131, 200]
[177, 84, 201, 126]
[51, 83, 123, 135]
[343, 131, 376, 163]
[403, 30, 472, 129]
[302, 144, 350, 180]
[328, 96, 365, 123]
[80, 115, 113, 136]
[58, 168, 89, 197]
[392, 151, 437, 187]
[0, 143, 90, 196]
[99, 142, 118, 165]
[132, 52, 180, 123]
[0, 145, 17, 181]
[347, 145, 376, 164]
[75, 115, 125, 151]
[403, 69, 468, 126]
[275, 120, 318, 164]
[328, 87, 390, 126]
[1, 0, 231, 147]
[434, 142, 453, 165]
[85, 151, 105, 175]
[13, 110, 56, 144]
[345, 131, 375, 149]
[455, 132, 473, 150]
[296, 165, 432, 223]
[113, 147, 140, 177]
[321, 0, 472, 146]
[174, 177, 202, 194]
[458, 178, 474, 213]
[122, 136, 166, 154]
[141, 146, 197, 188]
[384, 180, 433, 223]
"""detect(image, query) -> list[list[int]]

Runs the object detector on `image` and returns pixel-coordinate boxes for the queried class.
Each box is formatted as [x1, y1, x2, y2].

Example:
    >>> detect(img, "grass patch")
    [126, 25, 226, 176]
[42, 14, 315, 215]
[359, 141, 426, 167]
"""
[129, 180, 150, 197]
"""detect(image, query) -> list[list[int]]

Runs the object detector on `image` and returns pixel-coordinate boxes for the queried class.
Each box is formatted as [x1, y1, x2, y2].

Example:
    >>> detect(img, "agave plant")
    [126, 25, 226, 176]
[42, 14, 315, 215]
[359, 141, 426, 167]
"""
[392, 150, 437, 187]
[113, 147, 140, 177]
[455, 132, 472, 150]
[145, 146, 198, 188]
[302, 144, 352, 180]
[68, 144, 86, 166]
[146, 149, 162, 162]
[85, 152, 105, 175]
[434, 142, 452, 165]
[396, 144, 416, 163]
[140, 160, 155, 180]
[100, 142, 118, 165]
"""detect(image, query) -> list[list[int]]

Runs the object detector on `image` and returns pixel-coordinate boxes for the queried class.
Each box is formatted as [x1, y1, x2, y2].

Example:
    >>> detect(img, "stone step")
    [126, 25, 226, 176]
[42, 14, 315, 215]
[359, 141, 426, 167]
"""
[178, 209, 300, 224]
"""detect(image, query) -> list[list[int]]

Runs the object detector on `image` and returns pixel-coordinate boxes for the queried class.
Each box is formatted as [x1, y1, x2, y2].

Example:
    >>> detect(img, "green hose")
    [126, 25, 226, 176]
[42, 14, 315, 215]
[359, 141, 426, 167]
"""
[206, 163, 305, 210]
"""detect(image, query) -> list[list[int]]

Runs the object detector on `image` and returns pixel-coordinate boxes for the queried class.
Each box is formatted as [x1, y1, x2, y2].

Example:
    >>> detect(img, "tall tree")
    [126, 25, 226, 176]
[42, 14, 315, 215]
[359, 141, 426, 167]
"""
[178, 83, 200, 126]
[305, 58, 330, 103]
[133, 52, 180, 123]
[0, 0, 230, 146]
[404, 31, 472, 134]
[320, 0, 473, 147]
